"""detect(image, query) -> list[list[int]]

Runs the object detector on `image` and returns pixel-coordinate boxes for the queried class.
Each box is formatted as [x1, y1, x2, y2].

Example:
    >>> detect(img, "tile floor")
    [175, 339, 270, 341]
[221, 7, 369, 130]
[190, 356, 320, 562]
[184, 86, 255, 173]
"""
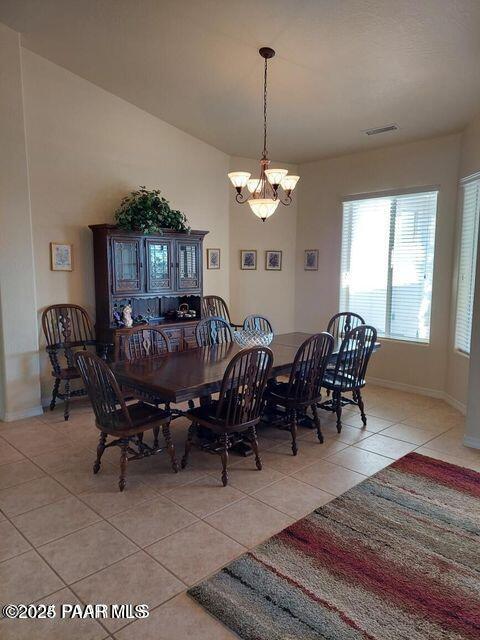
[0, 384, 479, 639]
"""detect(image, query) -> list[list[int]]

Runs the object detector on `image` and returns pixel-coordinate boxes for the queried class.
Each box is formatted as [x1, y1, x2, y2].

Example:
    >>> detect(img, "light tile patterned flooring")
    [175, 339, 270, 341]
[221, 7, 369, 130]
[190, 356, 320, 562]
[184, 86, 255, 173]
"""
[0, 384, 479, 639]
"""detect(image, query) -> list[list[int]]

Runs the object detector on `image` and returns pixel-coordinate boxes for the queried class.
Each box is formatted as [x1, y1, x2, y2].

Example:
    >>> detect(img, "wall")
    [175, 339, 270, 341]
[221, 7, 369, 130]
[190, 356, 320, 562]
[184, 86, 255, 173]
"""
[229, 156, 298, 333]
[295, 134, 462, 397]
[0, 24, 42, 420]
[458, 113, 480, 447]
[20, 49, 230, 403]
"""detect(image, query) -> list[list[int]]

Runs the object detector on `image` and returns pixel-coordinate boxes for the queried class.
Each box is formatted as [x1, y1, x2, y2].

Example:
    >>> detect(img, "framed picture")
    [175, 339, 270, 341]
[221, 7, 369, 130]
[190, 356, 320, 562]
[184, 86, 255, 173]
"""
[265, 250, 282, 271]
[50, 243, 73, 271]
[304, 249, 319, 271]
[207, 248, 221, 269]
[240, 249, 257, 270]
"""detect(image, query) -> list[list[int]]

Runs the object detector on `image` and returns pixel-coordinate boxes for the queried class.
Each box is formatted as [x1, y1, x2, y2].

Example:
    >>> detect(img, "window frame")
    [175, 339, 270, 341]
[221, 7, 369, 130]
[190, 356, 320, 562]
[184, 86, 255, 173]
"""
[340, 186, 439, 345]
[454, 173, 480, 356]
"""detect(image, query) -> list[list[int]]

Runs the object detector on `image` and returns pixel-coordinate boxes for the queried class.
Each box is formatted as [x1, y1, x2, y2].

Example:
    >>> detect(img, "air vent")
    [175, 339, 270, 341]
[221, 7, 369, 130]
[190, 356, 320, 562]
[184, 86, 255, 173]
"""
[363, 123, 399, 136]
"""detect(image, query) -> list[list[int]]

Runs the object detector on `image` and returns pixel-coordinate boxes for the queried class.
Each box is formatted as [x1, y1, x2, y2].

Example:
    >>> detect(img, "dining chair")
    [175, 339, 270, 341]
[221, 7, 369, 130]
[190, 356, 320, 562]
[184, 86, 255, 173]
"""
[124, 327, 171, 361]
[320, 324, 377, 432]
[42, 304, 109, 420]
[123, 327, 172, 446]
[195, 316, 234, 347]
[243, 314, 274, 334]
[181, 346, 274, 486]
[327, 312, 365, 341]
[202, 295, 241, 328]
[264, 332, 334, 454]
[74, 351, 177, 491]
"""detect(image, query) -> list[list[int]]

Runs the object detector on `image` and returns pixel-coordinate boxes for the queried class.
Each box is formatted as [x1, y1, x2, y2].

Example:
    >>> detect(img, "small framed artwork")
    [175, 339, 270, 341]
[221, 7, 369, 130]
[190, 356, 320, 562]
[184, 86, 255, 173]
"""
[207, 248, 221, 269]
[304, 249, 319, 271]
[50, 243, 73, 271]
[240, 249, 257, 270]
[265, 250, 282, 271]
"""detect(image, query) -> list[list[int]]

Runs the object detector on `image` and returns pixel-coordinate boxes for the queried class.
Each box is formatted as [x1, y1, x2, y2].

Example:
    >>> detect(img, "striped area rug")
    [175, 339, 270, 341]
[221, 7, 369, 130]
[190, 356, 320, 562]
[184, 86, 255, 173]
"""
[189, 452, 480, 639]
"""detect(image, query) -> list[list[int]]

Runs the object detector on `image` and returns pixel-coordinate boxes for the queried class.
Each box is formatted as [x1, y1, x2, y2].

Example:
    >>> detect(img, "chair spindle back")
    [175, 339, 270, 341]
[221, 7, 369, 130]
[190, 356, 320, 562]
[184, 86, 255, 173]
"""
[286, 332, 334, 406]
[202, 296, 232, 324]
[331, 325, 377, 388]
[196, 316, 233, 347]
[243, 315, 273, 334]
[124, 328, 171, 361]
[217, 346, 273, 428]
[74, 351, 130, 431]
[327, 312, 365, 342]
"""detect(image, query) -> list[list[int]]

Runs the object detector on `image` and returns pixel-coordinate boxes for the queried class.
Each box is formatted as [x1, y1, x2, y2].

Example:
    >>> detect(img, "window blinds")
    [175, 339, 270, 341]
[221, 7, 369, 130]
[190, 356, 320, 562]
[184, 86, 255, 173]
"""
[340, 189, 438, 342]
[454, 178, 480, 354]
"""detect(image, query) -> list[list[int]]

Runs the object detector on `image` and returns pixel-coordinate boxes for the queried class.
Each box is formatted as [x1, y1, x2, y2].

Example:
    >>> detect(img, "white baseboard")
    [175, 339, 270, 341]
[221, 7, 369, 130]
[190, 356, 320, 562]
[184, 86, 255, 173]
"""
[368, 377, 466, 415]
[1, 405, 44, 422]
[463, 435, 480, 450]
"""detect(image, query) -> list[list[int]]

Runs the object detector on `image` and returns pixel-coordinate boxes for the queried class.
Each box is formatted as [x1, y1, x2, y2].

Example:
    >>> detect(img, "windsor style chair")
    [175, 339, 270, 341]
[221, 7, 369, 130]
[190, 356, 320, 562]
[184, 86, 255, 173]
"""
[181, 346, 273, 486]
[41, 304, 108, 420]
[195, 316, 234, 347]
[320, 324, 377, 432]
[264, 332, 334, 454]
[327, 312, 365, 341]
[75, 351, 177, 491]
[242, 314, 274, 334]
[202, 295, 241, 328]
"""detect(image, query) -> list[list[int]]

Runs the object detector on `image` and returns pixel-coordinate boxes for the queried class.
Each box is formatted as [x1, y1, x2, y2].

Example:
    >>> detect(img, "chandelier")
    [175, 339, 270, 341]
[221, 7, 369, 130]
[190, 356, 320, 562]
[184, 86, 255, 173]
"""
[228, 47, 299, 221]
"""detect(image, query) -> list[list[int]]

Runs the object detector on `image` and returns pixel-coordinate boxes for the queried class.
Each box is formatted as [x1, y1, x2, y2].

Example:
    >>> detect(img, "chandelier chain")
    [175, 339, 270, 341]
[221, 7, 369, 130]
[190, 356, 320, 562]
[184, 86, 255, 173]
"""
[263, 56, 268, 160]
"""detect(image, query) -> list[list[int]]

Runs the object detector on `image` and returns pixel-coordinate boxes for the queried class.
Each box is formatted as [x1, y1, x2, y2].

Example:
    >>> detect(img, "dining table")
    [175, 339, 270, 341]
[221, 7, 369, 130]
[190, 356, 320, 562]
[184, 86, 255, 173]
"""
[110, 331, 380, 454]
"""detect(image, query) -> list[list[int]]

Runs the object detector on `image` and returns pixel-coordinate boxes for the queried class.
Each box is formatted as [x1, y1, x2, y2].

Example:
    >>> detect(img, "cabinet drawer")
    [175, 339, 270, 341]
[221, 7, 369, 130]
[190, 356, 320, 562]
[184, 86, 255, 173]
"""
[162, 328, 182, 351]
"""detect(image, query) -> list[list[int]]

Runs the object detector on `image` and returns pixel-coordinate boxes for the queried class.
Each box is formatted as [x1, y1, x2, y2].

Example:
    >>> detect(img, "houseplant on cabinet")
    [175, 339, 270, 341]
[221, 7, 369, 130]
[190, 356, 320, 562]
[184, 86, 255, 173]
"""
[115, 186, 190, 234]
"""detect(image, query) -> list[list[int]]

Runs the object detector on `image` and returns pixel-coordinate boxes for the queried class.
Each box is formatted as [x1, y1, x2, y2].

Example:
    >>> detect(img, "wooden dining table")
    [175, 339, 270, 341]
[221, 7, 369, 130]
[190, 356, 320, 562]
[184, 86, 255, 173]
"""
[110, 331, 380, 404]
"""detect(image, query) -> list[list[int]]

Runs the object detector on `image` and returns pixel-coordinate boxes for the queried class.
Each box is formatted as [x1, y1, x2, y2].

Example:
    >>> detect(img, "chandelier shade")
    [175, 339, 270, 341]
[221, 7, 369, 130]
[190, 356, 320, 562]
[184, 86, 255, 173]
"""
[227, 47, 299, 221]
[248, 198, 280, 221]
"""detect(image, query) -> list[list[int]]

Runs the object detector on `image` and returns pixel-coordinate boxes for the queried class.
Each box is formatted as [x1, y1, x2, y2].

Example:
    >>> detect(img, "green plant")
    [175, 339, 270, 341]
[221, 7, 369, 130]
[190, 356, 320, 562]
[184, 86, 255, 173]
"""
[115, 186, 190, 234]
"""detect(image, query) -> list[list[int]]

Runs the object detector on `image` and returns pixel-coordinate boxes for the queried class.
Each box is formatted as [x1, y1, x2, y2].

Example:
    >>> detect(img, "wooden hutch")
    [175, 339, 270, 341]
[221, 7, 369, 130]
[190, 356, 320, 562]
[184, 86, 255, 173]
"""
[89, 224, 208, 359]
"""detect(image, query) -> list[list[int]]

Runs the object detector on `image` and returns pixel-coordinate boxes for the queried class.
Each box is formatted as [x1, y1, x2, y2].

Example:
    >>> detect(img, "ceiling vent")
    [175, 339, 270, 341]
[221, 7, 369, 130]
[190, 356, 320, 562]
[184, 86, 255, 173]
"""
[363, 123, 399, 136]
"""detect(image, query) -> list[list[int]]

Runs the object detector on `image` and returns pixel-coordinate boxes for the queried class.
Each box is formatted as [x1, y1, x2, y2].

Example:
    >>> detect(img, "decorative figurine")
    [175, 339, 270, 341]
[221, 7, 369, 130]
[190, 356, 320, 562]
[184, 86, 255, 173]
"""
[122, 304, 133, 328]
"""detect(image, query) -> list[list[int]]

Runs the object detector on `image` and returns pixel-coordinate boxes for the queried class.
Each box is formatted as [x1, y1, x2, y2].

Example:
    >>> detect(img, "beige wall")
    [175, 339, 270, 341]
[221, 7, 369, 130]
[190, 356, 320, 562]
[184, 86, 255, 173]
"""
[229, 156, 298, 333]
[295, 135, 462, 397]
[20, 49, 230, 402]
[0, 24, 42, 420]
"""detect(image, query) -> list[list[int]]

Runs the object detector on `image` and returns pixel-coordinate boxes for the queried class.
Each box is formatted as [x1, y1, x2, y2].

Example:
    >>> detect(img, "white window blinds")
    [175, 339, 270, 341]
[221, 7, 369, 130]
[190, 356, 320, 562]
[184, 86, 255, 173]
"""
[454, 177, 480, 354]
[340, 189, 438, 342]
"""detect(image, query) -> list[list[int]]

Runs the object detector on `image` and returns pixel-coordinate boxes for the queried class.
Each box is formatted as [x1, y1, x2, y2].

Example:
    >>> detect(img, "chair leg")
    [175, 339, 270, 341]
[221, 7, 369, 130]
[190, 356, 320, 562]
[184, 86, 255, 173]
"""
[290, 409, 298, 456]
[181, 423, 195, 469]
[153, 426, 160, 449]
[50, 378, 60, 411]
[311, 404, 324, 443]
[93, 432, 107, 474]
[63, 380, 71, 421]
[249, 426, 262, 470]
[188, 399, 195, 410]
[220, 433, 229, 486]
[334, 391, 342, 433]
[162, 422, 178, 473]
[356, 389, 367, 427]
[119, 441, 128, 492]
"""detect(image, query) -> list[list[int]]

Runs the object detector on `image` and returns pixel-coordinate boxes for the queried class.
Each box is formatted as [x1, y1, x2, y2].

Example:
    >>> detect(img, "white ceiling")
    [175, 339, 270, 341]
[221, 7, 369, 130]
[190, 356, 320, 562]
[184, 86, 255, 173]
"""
[2, 0, 480, 163]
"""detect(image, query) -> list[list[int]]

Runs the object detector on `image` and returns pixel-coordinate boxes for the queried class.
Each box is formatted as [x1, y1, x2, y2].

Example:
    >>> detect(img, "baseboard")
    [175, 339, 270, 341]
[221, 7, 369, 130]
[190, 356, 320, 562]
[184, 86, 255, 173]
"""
[1, 405, 44, 422]
[368, 377, 467, 415]
[463, 435, 480, 450]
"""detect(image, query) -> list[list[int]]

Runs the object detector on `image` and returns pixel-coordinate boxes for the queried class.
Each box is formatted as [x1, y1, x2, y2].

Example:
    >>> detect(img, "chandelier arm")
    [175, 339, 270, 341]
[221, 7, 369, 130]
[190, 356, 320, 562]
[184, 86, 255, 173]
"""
[278, 193, 293, 206]
[235, 192, 249, 204]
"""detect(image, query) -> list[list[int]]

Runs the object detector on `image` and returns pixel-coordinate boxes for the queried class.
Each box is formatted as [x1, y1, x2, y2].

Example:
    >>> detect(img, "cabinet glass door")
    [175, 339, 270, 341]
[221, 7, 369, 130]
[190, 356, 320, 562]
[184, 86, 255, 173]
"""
[146, 239, 173, 292]
[176, 241, 201, 291]
[112, 238, 143, 293]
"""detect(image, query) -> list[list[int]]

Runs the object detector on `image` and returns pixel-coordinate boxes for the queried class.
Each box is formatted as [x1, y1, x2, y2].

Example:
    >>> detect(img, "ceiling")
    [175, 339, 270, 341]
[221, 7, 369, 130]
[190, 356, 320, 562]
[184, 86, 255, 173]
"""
[2, 0, 480, 163]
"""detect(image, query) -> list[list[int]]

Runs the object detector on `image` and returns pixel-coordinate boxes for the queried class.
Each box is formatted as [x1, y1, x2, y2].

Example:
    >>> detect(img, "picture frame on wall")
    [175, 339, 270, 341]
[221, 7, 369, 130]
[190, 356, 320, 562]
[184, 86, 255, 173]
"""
[304, 249, 319, 271]
[240, 249, 257, 270]
[50, 243, 73, 271]
[207, 248, 221, 269]
[265, 250, 282, 271]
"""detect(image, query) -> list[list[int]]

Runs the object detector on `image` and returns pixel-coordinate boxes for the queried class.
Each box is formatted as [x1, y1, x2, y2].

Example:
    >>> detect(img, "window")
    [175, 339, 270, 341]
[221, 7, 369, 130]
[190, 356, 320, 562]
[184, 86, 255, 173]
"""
[340, 189, 438, 342]
[454, 176, 480, 354]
